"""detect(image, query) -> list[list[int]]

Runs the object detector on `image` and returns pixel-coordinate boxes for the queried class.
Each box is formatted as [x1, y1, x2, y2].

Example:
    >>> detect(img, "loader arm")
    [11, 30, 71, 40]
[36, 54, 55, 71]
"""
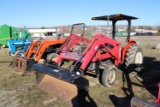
[81, 34, 121, 70]
[25, 40, 39, 58]
[55, 34, 121, 71]
[35, 38, 66, 62]
[10, 37, 66, 74]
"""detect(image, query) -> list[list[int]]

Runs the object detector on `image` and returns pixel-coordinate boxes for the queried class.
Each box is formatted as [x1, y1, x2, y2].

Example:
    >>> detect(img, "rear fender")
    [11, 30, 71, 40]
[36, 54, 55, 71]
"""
[121, 38, 136, 63]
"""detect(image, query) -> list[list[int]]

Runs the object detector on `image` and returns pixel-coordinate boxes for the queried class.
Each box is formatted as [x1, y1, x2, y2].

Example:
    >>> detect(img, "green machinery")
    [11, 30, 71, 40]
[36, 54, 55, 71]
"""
[0, 24, 31, 48]
[115, 31, 127, 37]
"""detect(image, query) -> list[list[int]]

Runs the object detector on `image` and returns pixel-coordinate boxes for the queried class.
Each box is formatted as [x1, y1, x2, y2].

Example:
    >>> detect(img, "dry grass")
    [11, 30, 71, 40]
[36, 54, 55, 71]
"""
[0, 36, 160, 107]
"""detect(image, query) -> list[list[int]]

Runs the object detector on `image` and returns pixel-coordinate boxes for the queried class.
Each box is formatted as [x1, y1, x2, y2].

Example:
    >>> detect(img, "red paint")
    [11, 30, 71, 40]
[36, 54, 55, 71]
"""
[55, 34, 121, 70]
[121, 38, 136, 63]
[155, 83, 160, 103]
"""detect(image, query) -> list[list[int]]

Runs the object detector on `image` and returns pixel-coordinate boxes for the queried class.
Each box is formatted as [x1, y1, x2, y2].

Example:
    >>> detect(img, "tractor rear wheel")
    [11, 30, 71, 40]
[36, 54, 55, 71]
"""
[125, 44, 143, 72]
[101, 64, 117, 87]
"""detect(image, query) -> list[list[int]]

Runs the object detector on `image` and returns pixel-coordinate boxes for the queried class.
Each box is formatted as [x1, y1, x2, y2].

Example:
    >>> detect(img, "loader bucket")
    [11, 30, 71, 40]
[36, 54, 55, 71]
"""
[36, 72, 78, 104]
[10, 56, 36, 75]
[33, 64, 89, 105]
[10, 56, 27, 72]
[22, 59, 36, 76]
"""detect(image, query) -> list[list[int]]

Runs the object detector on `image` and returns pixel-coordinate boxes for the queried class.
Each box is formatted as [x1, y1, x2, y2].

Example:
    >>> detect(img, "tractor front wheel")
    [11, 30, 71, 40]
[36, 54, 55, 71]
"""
[101, 65, 117, 87]
[15, 51, 25, 57]
[8, 51, 15, 57]
[125, 44, 143, 72]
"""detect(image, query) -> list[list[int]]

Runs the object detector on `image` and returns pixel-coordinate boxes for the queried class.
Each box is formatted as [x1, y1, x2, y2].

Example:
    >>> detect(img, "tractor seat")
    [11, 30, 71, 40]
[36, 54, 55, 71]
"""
[72, 43, 88, 53]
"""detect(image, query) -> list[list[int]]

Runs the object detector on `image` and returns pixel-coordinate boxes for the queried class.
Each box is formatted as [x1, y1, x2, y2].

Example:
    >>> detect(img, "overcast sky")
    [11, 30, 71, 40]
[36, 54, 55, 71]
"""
[0, 0, 160, 27]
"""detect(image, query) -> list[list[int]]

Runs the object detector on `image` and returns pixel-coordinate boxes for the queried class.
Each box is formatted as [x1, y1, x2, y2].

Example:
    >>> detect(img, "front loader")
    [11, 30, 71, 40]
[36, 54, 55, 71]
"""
[32, 14, 143, 105]
[10, 34, 66, 75]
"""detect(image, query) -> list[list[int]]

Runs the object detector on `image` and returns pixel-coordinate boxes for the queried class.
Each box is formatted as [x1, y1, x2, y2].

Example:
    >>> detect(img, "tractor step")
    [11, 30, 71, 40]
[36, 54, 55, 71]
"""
[32, 64, 81, 83]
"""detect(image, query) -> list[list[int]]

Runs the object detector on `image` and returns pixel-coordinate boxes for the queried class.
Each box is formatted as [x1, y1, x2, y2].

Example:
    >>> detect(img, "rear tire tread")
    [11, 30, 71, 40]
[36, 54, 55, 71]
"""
[125, 44, 143, 72]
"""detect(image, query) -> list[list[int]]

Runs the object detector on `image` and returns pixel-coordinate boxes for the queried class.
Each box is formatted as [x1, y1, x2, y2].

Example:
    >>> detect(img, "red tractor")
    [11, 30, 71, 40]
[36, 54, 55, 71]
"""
[32, 14, 143, 104]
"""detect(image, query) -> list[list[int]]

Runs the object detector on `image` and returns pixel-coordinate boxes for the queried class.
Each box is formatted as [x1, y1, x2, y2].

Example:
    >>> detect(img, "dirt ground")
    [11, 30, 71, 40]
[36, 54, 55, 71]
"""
[0, 36, 160, 107]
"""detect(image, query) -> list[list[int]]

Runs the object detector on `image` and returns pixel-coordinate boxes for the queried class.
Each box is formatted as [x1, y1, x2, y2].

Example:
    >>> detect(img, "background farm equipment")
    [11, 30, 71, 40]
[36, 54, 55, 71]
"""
[8, 38, 31, 56]
[32, 14, 143, 105]
[115, 31, 127, 37]
[0, 24, 31, 48]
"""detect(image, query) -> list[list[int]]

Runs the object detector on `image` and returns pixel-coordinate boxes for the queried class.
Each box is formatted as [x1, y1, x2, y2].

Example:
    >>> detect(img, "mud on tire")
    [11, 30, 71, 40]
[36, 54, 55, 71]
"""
[125, 44, 143, 72]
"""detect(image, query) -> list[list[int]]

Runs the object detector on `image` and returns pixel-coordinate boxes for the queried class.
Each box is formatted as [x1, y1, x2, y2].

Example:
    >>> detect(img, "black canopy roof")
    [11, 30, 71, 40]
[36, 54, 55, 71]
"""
[92, 14, 138, 21]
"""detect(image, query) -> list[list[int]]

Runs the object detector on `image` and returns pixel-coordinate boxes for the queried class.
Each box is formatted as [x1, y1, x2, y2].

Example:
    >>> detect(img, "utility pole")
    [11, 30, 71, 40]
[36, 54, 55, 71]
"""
[107, 15, 110, 35]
